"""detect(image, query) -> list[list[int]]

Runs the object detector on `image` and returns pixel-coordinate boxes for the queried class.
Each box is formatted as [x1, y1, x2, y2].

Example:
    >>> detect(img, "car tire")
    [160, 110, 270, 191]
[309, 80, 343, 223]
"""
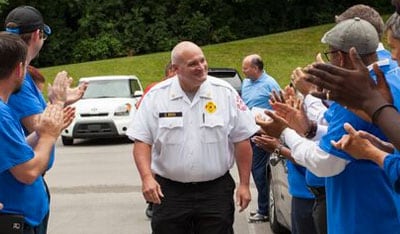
[269, 172, 290, 234]
[62, 136, 74, 146]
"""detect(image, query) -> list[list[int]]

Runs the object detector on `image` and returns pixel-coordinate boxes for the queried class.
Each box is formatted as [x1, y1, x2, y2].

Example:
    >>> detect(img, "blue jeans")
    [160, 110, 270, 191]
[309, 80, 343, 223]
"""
[251, 143, 269, 216]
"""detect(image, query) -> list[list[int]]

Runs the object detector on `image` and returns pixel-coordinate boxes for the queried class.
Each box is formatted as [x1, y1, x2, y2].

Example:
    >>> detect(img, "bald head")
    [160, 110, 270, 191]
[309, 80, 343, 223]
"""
[170, 41, 208, 92]
[242, 54, 264, 80]
[171, 41, 204, 66]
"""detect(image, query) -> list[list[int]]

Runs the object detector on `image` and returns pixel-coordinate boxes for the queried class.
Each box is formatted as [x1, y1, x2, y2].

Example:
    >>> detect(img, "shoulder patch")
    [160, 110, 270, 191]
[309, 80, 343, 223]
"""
[235, 95, 247, 111]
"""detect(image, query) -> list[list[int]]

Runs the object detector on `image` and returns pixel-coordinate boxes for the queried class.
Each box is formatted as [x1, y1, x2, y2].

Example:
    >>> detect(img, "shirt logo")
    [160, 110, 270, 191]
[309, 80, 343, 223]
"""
[205, 101, 217, 113]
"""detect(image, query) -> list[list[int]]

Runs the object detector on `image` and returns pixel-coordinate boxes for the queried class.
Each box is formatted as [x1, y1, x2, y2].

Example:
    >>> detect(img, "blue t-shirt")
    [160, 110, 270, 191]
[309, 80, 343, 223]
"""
[384, 154, 400, 193]
[7, 73, 55, 169]
[286, 161, 314, 199]
[377, 48, 398, 72]
[241, 71, 280, 110]
[0, 101, 49, 226]
[319, 104, 400, 233]
[305, 170, 325, 187]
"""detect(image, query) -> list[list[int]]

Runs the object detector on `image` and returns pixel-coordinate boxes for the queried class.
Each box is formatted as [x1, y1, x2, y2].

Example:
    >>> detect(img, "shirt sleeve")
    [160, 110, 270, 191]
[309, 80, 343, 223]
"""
[304, 94, 328, 123]
[126, 91, 155, 145]
[229, 94, 259, 143]
[383, 154, 400, 193]
[7, 76, 45, 121]
[0, 113, 34, 173]
[281, 128, 349, 177]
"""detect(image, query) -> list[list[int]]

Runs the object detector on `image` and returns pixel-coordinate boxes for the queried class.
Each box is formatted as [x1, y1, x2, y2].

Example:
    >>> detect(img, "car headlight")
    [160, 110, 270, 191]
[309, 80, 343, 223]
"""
[114, 103, 132, 116]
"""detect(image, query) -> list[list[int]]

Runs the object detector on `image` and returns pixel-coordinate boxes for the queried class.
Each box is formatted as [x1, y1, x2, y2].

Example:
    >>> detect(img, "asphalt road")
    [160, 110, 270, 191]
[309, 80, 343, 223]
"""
[45, 137, 273, 234]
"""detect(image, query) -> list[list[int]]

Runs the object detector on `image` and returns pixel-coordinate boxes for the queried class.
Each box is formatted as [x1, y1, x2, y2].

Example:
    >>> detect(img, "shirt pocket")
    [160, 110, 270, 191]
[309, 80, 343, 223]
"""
[158, 117, 183, 144]
[200, 115, 225, 143]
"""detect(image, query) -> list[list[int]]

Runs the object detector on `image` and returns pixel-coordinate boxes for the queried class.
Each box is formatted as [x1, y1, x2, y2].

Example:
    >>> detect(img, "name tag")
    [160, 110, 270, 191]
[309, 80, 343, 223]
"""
[159, 112, 182, 118]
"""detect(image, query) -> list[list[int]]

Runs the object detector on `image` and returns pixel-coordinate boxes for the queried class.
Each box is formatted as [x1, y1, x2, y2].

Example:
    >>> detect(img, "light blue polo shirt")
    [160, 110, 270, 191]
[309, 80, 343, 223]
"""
[241, 71, 280, 110]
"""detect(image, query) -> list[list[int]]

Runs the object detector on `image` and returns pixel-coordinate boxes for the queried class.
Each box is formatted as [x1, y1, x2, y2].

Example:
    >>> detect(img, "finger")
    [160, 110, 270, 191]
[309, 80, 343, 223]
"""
[279, 90, 285, 103]
[272, 90, 282, 103]
[315, 53, 324, 63]
[331, 139, 342, 150]
[343, 123, 357, 136]
[348, 47, 367, 71]
[265, 110, 281, 121]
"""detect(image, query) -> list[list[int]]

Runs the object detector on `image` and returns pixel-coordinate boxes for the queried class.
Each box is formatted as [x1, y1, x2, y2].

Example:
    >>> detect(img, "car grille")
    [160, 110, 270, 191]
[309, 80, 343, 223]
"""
[72, 122, 119, 138]
[80, 113, 109, 117]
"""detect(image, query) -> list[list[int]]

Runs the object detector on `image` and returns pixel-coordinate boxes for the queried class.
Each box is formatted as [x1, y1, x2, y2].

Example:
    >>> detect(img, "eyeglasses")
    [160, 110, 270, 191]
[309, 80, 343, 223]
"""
[323, 50, 340, 61]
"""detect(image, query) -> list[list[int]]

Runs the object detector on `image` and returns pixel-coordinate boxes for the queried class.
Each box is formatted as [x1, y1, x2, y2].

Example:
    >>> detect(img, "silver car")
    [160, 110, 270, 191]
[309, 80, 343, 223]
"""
[268, 153, 292, 233]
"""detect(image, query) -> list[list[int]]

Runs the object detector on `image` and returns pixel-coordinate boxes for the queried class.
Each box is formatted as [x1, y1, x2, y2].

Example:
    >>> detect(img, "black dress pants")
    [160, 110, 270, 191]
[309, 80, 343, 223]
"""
[152, 172, 235, 234]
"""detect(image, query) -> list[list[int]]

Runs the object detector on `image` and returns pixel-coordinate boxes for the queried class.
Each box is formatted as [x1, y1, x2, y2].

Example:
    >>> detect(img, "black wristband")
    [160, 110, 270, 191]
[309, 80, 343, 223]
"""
[371, 104, 397, 124]
[304, 120, 317, 139]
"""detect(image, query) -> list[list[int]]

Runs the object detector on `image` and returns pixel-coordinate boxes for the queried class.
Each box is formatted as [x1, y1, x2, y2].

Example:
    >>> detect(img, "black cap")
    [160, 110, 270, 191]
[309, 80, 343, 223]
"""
[5, 6, 51, 36]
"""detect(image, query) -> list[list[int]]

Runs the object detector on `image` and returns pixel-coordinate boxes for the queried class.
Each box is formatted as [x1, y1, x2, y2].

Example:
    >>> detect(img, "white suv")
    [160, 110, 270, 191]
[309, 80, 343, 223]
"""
[61, 75, 143, 145]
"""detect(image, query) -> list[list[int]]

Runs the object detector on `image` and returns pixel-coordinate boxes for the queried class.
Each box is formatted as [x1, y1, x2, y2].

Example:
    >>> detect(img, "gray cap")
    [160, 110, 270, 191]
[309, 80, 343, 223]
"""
[321, 17, 379, 55]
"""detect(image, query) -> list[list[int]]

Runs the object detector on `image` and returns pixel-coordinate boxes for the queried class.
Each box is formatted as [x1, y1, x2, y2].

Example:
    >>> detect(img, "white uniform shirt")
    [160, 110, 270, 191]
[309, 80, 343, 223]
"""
[127, 76, 258, 182]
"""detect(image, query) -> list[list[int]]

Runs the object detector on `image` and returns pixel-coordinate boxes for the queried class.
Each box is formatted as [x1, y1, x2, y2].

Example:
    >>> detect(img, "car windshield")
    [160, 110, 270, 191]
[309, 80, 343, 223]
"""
[82, 79, 133, 99]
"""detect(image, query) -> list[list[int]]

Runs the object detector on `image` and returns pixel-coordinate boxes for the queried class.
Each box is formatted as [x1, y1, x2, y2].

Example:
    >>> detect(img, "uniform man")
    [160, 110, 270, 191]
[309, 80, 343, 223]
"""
[128, 41, 258, 234]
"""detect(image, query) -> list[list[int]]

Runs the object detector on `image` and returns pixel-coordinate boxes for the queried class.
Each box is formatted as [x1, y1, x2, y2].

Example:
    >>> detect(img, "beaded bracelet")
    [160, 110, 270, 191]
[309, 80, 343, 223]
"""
[371, 103, 397, 124]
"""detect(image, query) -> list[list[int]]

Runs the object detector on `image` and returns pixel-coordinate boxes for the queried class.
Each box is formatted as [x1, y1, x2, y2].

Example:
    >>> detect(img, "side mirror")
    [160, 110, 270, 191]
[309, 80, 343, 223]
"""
[132, 90, 144, 98]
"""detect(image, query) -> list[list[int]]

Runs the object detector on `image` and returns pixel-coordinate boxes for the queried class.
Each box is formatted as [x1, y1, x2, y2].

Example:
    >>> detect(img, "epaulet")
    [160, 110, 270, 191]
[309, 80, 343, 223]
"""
[207, 76, 236, 92]
[146, 77, 175, 94]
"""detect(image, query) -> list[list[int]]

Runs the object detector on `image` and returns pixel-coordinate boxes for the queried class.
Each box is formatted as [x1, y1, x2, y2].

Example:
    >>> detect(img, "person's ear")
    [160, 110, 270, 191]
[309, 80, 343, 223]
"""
[16, 62, 25, 78]
[32, 29, 41, 41]
[338, 51, 346, 67]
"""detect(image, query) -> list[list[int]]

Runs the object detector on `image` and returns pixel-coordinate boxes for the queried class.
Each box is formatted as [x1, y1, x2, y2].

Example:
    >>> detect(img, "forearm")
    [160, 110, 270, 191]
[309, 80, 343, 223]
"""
[133, 141, 153, 181]
[10, 135, 56, 184]
[234, 140, 252, 186]
[21, 114, 40, 134]
[281, 128, 348, 177]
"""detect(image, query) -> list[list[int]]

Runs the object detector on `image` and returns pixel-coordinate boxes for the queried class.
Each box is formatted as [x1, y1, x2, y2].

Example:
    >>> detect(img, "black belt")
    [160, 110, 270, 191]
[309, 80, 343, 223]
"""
[155, 172, 230, 186]
[308, 186, 326, 198]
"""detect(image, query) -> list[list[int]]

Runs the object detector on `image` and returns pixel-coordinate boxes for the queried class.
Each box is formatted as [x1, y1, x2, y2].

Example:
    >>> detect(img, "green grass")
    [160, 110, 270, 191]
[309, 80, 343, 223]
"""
[41, 23, 334, 92]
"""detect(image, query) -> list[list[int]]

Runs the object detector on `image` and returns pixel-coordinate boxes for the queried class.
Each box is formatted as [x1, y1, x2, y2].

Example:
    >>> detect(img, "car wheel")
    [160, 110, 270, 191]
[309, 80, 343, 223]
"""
[62, 136, 74, 146]
[269, 172, 290, 233]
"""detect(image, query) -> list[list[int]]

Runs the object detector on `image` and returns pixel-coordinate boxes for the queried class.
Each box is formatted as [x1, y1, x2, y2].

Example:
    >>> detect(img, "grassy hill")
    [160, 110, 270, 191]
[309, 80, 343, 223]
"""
[41, 23, 334, 91]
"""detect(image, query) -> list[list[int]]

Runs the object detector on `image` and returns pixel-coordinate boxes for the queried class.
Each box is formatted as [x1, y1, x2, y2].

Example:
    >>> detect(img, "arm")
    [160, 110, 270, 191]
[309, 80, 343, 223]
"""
[133, 140, 163, 204]
[281, 128, 348, 177]
[331, 123, 389, 167]
[251, 134, 296, 163]
[21, 114, 40, 134]
[234, 139, 252, 212]
[10, 104, 63, 184]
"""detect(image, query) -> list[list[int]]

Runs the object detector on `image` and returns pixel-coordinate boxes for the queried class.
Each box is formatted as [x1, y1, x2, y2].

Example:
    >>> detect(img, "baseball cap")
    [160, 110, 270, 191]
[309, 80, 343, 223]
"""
[321, 17, 378, 55]
[5, 6, 51, 36]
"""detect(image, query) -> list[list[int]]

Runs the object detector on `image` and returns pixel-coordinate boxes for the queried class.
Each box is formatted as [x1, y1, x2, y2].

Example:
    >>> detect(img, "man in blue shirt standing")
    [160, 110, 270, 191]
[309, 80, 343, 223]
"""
[241, 54, 281, 222]
[4, 6, 86, 233]
[0, 32, 64, 234]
